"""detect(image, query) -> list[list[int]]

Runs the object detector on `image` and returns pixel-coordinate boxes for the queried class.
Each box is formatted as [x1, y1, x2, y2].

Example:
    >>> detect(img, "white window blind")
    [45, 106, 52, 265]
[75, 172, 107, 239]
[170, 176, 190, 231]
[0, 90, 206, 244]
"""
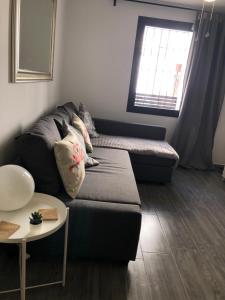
[135, 26, 193, 111]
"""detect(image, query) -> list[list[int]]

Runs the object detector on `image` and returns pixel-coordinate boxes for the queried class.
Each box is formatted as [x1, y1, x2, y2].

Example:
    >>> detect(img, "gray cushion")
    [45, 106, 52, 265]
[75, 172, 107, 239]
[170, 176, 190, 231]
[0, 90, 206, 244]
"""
[79, 103, 99, 138]
[78, 147, 140, 205]
[58, 147, 141, 206]
[92, 134, 179, 161]
[51, 107, 71, 125]
[57, 102, 79, 120]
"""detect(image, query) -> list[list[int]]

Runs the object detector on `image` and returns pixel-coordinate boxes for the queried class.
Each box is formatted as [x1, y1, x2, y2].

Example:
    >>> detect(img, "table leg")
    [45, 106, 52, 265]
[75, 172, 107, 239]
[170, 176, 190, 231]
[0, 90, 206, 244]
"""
[20, 239, 26, 300]
[62, 208, 69, 287]
[19, 244, 21, 279]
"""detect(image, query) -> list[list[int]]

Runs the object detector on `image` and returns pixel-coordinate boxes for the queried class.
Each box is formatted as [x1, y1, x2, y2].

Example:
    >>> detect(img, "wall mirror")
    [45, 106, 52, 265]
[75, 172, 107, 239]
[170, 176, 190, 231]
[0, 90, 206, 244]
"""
[11, 0, 57, 83]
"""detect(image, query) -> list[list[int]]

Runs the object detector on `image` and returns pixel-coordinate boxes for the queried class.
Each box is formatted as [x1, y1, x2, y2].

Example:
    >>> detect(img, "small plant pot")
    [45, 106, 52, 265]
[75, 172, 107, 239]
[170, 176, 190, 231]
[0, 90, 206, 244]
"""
[29, 222, 42, 234]
[29, 211, 43, 227]
[29, 220, 42, 225]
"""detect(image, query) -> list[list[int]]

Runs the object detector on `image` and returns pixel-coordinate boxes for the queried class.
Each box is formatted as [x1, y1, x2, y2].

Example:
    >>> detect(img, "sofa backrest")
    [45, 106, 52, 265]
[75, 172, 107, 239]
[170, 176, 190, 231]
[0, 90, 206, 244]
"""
[15, 102, 77, 195]
[94, 118, 166, 141]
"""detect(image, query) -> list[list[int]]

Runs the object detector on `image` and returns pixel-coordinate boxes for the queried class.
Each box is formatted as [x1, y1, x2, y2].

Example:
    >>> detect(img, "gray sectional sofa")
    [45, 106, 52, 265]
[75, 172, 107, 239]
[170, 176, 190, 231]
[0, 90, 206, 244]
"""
[15, 102, 178, 262]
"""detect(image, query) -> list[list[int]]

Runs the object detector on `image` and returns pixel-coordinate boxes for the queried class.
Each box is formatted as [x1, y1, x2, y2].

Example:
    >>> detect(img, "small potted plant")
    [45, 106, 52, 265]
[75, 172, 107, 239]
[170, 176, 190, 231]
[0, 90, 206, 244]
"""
[29, 211, 42, 225]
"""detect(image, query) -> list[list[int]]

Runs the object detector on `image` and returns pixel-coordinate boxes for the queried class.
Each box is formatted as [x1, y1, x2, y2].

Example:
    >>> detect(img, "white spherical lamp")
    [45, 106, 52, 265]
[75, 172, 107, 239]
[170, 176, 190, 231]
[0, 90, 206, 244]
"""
[0, 165, 35, 211]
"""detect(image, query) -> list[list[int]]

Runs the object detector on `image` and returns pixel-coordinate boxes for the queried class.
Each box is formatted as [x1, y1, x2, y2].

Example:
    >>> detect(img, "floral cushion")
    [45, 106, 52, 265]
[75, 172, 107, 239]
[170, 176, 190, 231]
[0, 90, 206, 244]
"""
[71, 113, 93, 153]
[79, 103, 99, 138]
[61, 120, 99, 168]
[54, 131, 85, 199]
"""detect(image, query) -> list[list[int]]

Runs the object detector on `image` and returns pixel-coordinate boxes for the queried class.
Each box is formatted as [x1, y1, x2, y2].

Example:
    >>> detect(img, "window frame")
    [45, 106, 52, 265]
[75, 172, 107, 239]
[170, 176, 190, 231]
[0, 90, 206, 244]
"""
[127, 16, 194, 118]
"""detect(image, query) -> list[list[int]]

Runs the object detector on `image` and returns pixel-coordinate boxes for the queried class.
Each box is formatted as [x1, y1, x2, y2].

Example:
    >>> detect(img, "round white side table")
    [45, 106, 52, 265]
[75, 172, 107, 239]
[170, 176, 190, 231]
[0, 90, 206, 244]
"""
[0, 192, 69, 300]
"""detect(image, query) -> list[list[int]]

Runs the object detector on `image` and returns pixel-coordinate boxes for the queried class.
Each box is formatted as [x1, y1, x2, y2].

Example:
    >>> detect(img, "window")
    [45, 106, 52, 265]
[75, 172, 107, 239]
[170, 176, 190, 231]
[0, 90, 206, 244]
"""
[127, 17, 193, 117]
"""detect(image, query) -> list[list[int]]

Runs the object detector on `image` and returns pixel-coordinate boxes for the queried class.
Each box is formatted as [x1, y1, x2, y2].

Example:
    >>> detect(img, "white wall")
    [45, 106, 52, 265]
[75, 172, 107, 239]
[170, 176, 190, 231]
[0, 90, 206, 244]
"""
[61, 0, 225, 165]
[61, 0, 196, 141]
[0, 0, 66, 164]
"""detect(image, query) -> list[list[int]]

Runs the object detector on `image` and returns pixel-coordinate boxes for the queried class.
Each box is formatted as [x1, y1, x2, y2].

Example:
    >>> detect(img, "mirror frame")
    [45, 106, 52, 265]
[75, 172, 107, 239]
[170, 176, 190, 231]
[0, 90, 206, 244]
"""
[10, 0, 57, 83]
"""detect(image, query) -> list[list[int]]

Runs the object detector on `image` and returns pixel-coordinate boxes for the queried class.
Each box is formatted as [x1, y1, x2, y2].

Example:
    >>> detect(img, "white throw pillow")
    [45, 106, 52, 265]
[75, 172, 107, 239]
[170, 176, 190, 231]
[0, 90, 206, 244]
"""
[71, 113, 93, 153]
[54, 131, 85, 198]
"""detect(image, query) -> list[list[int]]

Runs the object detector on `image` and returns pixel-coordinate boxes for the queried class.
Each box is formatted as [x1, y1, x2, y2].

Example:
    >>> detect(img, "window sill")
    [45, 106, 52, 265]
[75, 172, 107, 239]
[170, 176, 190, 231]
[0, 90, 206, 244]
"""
[127, 106, 179, 118]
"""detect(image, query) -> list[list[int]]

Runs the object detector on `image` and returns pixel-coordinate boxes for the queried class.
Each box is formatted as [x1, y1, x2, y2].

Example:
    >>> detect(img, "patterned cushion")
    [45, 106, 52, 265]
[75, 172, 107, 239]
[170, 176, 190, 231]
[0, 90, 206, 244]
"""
[71, 113, 93, 153]
[91, 134, 179, 161]
[54, 131, 85, 199]
[60, 120, 99, 168]
[79, 103, 99, 138]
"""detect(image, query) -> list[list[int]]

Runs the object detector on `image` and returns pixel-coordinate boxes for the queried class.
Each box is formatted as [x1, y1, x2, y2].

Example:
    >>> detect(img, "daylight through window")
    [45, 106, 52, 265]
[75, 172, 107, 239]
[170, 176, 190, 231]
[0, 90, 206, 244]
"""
[127, 17, 193, 117]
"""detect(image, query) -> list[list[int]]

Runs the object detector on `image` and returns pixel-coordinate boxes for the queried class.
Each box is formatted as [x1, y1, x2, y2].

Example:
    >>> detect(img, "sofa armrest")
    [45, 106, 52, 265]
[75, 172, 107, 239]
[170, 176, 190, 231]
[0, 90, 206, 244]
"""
[94, 118, 166, 141]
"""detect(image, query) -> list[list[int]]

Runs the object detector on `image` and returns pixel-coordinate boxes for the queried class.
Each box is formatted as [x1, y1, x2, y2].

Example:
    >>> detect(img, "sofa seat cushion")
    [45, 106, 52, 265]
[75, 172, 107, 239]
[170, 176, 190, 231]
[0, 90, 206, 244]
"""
[57, 147, 141, 206]
[91, 134, 179, 162]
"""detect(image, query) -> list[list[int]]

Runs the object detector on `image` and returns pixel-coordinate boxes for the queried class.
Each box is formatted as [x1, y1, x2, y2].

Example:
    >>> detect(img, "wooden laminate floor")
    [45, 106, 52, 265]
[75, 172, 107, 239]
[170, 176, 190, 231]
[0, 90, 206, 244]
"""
[1, 168, 225, 300]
